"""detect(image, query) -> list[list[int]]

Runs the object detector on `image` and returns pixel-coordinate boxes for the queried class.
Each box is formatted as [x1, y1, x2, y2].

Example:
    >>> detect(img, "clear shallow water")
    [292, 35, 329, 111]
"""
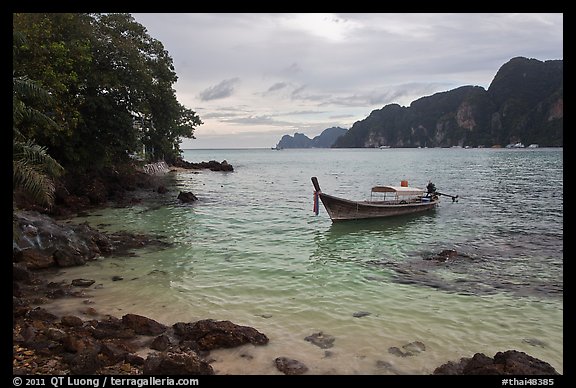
[45, 148, 563, 374]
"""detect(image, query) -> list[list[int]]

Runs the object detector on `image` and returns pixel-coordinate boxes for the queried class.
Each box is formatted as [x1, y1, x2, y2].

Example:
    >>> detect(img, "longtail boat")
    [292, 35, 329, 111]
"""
[311, 177, 457, 222]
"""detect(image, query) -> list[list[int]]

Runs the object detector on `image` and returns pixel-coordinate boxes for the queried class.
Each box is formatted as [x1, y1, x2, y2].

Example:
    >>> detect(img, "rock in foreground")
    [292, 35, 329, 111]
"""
[275, 357, 308, 375]
[172, 319, 269, 350]
[433, 350, 560, 375]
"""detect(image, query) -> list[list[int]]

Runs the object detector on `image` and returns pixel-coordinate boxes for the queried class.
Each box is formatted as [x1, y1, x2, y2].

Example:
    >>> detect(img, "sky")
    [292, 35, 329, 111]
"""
[131, 13, 563, 149]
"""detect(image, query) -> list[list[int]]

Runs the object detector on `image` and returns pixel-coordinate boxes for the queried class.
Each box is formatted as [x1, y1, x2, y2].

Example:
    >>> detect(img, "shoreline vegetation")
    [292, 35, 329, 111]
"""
[12, 160, 560, 376]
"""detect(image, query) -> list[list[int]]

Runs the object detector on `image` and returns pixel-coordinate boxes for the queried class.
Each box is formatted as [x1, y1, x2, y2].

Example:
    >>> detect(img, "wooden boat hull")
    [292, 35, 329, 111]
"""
[318, 192, 438, 222]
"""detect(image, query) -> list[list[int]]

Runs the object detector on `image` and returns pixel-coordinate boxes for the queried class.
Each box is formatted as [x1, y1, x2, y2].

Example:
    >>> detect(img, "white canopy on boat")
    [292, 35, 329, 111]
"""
[371, 186, 424, 196]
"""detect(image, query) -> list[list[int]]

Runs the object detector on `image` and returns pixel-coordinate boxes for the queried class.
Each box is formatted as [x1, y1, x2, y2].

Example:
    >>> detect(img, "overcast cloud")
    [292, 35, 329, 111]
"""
[131, 13, 563, 149]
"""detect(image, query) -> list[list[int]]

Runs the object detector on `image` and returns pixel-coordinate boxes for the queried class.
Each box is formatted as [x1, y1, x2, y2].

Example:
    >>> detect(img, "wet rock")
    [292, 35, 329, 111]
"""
[275, 357, 309, 375]
[150, 335, 172, 351]
[91, 316, 135, 340]
[100, 342, 129, 365]
[14, 249, 54, 269]
[53, 249, 87, 267]
[388, 341, 426, 357]
[112, 276, 124, 281]
[388, 347, 407, 357]
[157, 185, 168, 194]
[353, 311, 371, 318]
[172, 319, 269, 351]
[125, 353, 145, 366]
[425, 249, 458, 262]
[522, 338, 548, 348]
[122, 314, 167, 336]
[172, 158, 234, 172]
[143, 351, 214, 375]
[304, 332, 335, 349]
[375, 360, 403, 374]
[13, 262, 34, 282]
[66, 348, 102, 375]
[13, 210, 166, 268]
[403, 341, 426, 354]
[61, 316, 84, 327]
[45, 327, 67, 341]
[26, 307, 58, 322]
[62, 333, 100, 354]
[177, 191, 198, 203]
[80, 307, 99, 317]
[433, 350, 560, 375]
[72, 279, 95, 287]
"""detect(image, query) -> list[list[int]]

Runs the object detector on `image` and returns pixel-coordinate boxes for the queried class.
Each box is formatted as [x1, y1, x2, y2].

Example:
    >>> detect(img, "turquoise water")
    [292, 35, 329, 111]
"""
[45, 148, 563, 374]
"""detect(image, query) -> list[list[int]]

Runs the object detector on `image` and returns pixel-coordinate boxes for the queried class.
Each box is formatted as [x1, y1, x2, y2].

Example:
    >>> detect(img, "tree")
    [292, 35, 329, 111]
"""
[13, 13, 202, 170]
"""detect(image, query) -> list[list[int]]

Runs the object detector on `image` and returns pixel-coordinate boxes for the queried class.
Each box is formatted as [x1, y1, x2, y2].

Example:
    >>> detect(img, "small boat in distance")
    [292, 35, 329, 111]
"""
[311, 177, 457, 222]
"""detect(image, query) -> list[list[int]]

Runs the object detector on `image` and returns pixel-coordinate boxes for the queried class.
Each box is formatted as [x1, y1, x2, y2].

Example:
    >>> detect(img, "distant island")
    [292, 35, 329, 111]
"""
[275, 127, 347, 149]
[333, 57, 562, 148]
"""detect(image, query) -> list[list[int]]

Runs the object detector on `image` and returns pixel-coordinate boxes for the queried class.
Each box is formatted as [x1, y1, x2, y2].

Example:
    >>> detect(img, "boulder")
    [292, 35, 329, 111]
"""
[122, 314, 167, 336]
[143, 351, 214, 375]
[172, 319, 269, 351]
[304, 332, 335, 349]
[274, 357, 309, 375]
[433, 350, 560, 375]
[177, 191, 198, 203]
[13, 249, 54, 269]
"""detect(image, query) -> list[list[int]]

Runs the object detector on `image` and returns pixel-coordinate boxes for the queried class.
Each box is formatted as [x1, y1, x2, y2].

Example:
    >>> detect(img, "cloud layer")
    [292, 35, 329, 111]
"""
[132, 13, 563, 148]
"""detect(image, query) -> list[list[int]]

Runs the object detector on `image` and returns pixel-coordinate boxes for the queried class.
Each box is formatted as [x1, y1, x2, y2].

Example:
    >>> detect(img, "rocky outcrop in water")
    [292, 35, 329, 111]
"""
[304, 332, 335, 349]
[172, 319, 269, 351]
[172, 158, 233, 172]
[433, 350, 560, 375]
[13, 210, 170, 268]
[177, 191, 198, 203]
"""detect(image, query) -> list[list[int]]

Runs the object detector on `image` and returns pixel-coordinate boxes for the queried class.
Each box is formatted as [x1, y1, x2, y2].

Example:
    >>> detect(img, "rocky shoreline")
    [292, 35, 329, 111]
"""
[12, 163, 561, 375]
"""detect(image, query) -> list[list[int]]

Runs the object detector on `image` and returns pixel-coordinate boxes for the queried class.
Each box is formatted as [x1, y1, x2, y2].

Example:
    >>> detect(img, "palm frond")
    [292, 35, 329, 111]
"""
[13, 75, 54, 104]
[13, 140, 64, 178]
[13, 159, 56, 207]
[15, 104, 60, 133]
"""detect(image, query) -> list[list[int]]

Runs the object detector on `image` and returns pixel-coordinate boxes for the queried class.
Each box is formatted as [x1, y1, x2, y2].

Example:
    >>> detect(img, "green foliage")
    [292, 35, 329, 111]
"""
[13, 140, 65, 207]
[13, 13, 202, 171]
[13, 65, 64, 208]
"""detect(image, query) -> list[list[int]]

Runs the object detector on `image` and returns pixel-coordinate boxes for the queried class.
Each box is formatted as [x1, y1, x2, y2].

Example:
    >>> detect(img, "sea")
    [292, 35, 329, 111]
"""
[43, 147, 563, 375]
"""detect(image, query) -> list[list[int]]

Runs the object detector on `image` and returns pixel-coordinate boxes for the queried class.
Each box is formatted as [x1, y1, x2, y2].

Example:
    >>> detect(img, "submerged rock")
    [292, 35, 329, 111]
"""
[353, 311, 371, 318]
[177, 191, 198, 203]
[275, 357, 309, 375]
[71, 279, 95, 287]
[425, 249, 459, 262]
[388, 341, 426, 357]
[304, 332, 335, 349]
